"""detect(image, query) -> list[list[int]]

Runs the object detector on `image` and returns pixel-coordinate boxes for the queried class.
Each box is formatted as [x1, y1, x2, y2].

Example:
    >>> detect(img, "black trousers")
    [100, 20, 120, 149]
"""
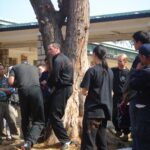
[48, 86, 72, 144]
[133, 105, 150, 150]
[112, 94, 122, 132]
[129, 98, 137, 150]
[18, 86, 45, 145]
[81, 116, 107, 150]
[43, 96, 49, 124]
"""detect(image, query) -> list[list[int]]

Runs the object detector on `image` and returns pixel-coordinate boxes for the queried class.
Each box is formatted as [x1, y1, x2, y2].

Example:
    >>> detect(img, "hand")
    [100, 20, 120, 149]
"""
[81, 88, 88, 96]
[41, 80, 47, 86]
[0, 88, 11, 95]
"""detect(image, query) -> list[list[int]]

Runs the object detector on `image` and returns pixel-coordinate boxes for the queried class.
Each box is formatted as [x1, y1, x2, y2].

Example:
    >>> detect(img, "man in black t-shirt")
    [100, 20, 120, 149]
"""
[8, 62, 45, 150]
[47, 43, 73, 150]
[111, 54, 129, 138]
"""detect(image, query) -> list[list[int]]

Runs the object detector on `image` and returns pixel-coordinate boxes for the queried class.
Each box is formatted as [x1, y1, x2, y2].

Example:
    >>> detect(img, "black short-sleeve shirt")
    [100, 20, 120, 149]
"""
[111, 67, 129, 95]
[80, 64, 113, 119]
[10, 64, 40, 89]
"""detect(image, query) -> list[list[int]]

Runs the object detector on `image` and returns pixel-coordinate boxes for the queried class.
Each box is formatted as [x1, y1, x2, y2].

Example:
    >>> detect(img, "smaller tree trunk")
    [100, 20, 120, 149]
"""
[30, 0, 63, 53]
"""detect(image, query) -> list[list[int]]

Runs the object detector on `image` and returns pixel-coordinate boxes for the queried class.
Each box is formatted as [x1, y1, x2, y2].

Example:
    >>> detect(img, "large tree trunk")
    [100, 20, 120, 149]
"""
[30, 0, 89, 143]
[63, 0, 89, 139]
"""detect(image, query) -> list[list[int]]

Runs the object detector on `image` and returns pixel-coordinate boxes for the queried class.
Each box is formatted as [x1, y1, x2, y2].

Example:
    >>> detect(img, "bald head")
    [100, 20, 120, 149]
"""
[117, 54, 128, 69]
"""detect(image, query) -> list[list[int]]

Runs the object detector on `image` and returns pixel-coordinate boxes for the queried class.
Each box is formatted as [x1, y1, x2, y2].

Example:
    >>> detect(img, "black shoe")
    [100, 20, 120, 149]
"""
[11, 134, 20, 140]
[37, 135, 45, 143]
[120, 134, 128, 142]
[115, 131, 122, 137]
[61, 141, 71, 150]
[21, 141, 32, 150]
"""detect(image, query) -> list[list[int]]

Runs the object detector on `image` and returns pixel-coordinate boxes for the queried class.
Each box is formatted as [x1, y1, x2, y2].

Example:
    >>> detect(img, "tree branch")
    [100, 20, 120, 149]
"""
[30, 0, 64, 53]
[56, 0, 70, 27]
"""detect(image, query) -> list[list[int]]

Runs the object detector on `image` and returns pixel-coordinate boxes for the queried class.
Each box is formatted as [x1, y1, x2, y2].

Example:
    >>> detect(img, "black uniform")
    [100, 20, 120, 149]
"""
[10, 64, 45, 145]
[39, 71, 50, 123]
[132, 55, 140, 69]
[111, 67, 129, 133]
[130, 65, 150, 150]
[126, 55, 140, 150]
[80, 64, 113, 150]
[47, 53, 73, 144]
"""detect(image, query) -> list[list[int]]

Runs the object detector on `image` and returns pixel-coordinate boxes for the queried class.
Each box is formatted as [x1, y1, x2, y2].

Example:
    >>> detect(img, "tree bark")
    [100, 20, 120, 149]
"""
[63, 0, 89, 139]
[30, 0, 89, 143]
[30, 0, 64, 53]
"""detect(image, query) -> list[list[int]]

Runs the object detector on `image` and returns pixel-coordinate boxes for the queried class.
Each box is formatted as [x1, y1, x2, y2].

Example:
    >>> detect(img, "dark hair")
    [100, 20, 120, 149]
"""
[93, 45, 108, 71]
[133, 31, 150, 44]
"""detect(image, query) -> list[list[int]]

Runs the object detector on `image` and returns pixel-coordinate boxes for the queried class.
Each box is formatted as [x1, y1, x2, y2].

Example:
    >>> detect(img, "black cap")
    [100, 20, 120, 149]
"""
[139, 44, 150, 58]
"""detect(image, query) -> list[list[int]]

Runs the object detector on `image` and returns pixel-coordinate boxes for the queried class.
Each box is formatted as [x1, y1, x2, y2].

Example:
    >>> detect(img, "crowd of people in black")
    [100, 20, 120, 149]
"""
[0, 30, 150, 150]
